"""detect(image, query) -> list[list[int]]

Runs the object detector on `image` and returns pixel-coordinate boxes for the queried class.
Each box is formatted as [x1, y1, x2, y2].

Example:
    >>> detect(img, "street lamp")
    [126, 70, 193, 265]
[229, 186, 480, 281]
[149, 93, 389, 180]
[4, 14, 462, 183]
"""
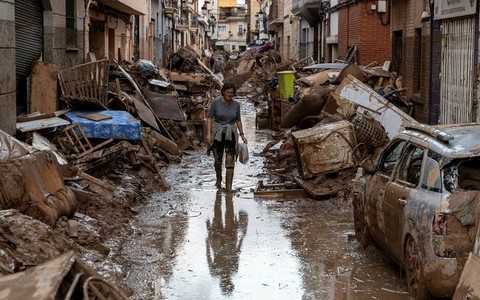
[258, 10, 264, 20]
[209, 14, 217, 33]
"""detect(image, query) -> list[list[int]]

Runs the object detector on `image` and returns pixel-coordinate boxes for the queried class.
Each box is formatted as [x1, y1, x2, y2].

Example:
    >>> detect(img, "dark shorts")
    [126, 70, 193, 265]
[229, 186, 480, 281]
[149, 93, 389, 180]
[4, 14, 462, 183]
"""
[212, 133, 236, 163]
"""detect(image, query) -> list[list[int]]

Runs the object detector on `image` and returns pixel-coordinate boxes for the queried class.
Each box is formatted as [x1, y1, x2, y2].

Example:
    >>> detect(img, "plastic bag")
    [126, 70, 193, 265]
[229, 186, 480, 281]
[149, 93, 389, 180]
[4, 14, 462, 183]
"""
[237, 143, 249, 164]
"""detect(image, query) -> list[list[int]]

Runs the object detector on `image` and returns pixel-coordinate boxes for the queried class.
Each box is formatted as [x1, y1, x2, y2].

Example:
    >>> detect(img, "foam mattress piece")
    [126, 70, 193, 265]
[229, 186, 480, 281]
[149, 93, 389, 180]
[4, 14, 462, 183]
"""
[63, 110, 142, 140]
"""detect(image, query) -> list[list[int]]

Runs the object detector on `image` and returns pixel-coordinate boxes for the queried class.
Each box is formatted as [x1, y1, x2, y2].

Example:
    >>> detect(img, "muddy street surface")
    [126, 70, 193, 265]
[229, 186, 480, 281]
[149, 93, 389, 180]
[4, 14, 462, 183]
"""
[116, 95, 412, 299]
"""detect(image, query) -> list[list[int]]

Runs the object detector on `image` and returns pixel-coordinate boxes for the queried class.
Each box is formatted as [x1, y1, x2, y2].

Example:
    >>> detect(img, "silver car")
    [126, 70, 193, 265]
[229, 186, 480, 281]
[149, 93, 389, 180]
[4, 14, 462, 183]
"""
[353, 123, 480, 299]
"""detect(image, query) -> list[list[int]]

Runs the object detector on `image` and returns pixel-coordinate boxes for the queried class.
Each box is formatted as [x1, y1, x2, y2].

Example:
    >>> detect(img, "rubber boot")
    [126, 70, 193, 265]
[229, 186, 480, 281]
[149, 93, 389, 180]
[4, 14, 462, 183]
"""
[225, 154, 235, 192]
[215, 164, 222, 189]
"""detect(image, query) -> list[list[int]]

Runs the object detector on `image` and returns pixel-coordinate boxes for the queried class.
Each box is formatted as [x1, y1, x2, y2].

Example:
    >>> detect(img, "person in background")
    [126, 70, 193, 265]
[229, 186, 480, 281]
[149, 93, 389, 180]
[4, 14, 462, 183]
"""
[212, 56, 225, 81]
[206, 82, 247, 192]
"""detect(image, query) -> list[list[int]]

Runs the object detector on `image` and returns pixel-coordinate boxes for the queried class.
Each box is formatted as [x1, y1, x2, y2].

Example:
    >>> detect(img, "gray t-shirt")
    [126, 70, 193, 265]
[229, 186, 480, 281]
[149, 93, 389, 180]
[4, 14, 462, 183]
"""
[208, 98, 241, 125]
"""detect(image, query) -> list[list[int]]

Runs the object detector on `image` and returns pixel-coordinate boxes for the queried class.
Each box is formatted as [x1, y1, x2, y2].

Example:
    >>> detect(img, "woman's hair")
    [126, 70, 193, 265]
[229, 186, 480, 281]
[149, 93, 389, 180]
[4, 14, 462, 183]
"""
[221, 82, 236, 95]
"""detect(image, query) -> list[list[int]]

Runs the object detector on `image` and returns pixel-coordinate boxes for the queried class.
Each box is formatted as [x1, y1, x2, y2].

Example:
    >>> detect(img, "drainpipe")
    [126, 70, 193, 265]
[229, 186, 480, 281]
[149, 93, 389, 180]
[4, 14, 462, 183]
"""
[84, 0, 95, 61]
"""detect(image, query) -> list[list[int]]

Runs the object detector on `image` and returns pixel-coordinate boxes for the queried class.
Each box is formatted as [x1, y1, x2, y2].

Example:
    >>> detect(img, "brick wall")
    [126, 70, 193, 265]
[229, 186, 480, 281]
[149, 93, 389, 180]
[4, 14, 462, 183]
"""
[338, 1, 390, 65]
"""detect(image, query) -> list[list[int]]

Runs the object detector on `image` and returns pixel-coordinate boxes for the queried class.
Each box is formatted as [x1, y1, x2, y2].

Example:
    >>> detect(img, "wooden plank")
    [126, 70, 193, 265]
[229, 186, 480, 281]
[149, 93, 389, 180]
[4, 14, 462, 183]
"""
[253, 180, 307, 199]
[294, 177, 339, 200]
[254, 189, 307, 199]
[77, 113, 113, 122]
[17, 109, 70, 123]
[77, 138, 113, 158]
[79, 171, 115, 192]
[130, 92, 161, 131]
[236, 59, 255, 73]
[196, 58, 222, 88]
[169, 71, 209, 83]
[116, 63, 173, 140]
[30, 61, 58, 113]
[16, 117, 70, 132]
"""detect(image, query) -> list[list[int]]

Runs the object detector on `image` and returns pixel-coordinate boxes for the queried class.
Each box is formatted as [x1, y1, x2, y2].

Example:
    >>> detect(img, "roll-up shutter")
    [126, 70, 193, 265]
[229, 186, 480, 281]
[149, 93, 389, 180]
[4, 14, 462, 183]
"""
[15, 0, 43, 110]
[439, 17, 476, 124]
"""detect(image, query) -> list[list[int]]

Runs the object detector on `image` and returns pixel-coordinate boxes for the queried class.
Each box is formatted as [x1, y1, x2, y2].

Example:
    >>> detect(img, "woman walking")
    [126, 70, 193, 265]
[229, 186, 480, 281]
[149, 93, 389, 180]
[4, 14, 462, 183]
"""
[206, 82, 248, 192]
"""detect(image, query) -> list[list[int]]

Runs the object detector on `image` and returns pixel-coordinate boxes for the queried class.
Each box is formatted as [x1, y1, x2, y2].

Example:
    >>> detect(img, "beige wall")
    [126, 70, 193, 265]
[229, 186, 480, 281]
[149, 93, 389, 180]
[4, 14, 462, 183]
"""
[281, 0, 298, 61]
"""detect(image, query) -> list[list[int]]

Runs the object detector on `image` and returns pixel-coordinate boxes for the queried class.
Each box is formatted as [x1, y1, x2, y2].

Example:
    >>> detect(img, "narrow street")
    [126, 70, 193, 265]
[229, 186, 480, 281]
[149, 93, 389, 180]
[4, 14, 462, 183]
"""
[115, 94, 412, 299]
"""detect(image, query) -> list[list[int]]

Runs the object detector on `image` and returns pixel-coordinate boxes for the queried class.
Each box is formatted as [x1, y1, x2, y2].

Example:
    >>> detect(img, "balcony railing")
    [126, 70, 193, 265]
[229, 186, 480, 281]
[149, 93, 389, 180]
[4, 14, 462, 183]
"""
[292, 0, 299, 11]
[164, 0, 178, 7]
[268, 1, 283, 25]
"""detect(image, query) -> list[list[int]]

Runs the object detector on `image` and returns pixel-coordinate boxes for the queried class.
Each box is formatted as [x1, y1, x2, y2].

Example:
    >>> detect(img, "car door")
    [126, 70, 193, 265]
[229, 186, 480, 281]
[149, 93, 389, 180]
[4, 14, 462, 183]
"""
[383, 143, 425, 263]
[366, 140, 407, 248]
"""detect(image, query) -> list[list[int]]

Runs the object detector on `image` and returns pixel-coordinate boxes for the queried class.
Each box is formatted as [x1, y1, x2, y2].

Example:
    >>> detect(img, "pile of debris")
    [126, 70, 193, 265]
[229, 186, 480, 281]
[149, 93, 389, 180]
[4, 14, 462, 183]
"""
[0, 46, 237, 297]
[252, 60, 416, 200]
[0, 44, 418, 297]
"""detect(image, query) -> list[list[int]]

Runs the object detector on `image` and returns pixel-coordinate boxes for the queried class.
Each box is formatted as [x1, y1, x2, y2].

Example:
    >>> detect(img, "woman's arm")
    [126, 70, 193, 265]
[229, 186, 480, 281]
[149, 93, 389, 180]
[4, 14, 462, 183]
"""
[236, 120, 247, 143]
[206, 117, 213, 144]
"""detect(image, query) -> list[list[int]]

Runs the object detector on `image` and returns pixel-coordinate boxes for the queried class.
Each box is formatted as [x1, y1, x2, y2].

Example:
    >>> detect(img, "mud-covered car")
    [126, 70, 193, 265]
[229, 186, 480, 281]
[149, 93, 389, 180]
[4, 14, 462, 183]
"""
[352, 123, 480, 299]
[239, 39, 273, 57]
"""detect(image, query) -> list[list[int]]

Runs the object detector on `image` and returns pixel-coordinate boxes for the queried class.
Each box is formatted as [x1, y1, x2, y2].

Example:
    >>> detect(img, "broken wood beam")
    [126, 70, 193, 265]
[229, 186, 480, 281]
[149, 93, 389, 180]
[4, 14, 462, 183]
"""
[78, 171, 115, 192]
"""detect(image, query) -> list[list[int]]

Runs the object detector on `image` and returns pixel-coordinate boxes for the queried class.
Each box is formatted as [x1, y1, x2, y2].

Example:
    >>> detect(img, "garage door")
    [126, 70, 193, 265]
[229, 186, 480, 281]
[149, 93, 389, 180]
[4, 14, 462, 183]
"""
[439, 17, 475, 124]
[15, 0, 44, 111]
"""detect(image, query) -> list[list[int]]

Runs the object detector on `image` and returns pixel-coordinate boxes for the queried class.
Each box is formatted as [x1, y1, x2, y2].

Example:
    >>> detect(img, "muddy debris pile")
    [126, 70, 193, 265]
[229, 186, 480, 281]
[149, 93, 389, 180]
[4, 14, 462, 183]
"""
[252, 60, 416, 200]
[1, 47, 238, 297]
[0, 44, 417, 297]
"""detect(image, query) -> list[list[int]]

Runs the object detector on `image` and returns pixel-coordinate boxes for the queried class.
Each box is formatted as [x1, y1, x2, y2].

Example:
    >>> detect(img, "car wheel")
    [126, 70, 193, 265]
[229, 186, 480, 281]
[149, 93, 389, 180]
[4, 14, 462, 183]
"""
[352, 190, 372, 248]
[405, 235, 430, 300]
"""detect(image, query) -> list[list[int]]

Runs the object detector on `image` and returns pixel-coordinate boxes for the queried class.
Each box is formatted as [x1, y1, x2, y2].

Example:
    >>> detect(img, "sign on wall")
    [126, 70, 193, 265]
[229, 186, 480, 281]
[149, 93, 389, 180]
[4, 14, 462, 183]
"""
[434, 0, 477, 20]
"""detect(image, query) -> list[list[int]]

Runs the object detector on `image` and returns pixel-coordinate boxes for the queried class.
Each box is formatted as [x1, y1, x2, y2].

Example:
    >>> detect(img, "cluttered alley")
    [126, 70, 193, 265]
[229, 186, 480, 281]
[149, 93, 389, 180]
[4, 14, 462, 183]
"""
[113, 89, 411, 299]
[0, 46, 438, 299]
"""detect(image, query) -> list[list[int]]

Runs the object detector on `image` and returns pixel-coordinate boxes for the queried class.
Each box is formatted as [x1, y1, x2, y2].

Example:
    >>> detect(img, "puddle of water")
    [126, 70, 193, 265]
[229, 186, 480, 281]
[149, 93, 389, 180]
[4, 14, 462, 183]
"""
[119, 96, 411, 300]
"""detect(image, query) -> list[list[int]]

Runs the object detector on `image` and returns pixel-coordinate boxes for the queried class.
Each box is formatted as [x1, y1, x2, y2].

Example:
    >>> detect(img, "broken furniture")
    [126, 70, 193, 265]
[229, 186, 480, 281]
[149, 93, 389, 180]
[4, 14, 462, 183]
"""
[58, 59, 110, 109]
[56, 123, 114, 159]
[0, 250, 128, 299]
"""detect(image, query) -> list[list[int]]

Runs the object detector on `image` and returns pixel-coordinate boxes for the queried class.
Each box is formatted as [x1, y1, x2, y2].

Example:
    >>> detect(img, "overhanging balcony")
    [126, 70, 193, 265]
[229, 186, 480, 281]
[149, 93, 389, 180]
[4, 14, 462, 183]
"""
[164, 0, 179, 15]
[291, 0, 321, 26]
[97, 0, 147, 15]
[268, 0, 283, 31]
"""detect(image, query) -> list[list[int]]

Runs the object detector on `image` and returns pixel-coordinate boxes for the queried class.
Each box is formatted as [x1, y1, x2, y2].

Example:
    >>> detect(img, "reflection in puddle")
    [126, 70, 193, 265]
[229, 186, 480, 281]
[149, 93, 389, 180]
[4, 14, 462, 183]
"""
[120, 95, 410, 300]
[206, 191, 248, 295]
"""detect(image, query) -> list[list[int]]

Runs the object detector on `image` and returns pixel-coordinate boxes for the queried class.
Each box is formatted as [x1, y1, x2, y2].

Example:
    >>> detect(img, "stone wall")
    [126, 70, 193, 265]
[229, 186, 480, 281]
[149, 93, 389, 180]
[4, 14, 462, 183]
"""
[0, 0, 17, 135]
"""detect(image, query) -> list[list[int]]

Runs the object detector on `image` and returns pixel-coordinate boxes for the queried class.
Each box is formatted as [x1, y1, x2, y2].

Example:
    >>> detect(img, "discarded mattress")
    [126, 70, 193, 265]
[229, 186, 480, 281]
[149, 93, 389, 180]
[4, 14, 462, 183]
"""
[63, 110, 142, 140]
